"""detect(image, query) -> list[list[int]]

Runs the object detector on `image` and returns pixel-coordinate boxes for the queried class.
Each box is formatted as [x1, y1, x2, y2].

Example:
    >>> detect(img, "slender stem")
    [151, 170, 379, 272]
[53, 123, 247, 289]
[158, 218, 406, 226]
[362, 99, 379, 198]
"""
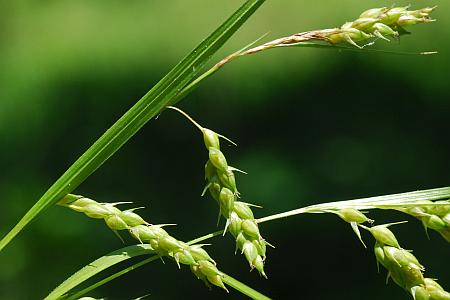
[167, 106, 205, 132]
[222, 274, 271, 300]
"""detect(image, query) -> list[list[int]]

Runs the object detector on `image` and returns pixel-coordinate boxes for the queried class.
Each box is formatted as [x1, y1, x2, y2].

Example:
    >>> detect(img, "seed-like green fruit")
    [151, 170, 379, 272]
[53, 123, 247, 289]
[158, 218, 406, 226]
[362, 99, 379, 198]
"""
[233, 202, 254, 220]
[368, 225, 401, 248]
[360, 7, 388, 19]
[120, 211, 147, 227]
[203, 128, 220, 150]
[217, 169, 237, 192]
[174, 250, 197, 266]
[241, 219, 260, 239]
[190, 245, 214, 263]
[253, 239, 266, 257]
[208, 148, 228, 172]
[242, 241, 258, 265]
[337, 208, 370, 224]
[413, 286, 430, 300]
[159, 236, 182, 252]
[83, 204, 112, 219]
[198, 260, 220, 277]
[423, 215, 446, 231]
[219, 187, 235, 217]
[105, 215, 129, 230]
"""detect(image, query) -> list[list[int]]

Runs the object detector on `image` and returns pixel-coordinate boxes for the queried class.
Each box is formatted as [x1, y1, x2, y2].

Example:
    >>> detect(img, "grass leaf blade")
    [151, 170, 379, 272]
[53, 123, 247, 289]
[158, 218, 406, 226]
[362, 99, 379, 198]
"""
[45, 245, 154, 300]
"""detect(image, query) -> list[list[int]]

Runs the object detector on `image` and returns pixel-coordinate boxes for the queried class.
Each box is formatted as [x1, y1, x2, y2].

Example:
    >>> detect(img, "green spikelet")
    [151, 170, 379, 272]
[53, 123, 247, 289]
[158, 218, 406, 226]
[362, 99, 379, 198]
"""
[58, 194, 227, 291]
[321, 6, 435, 47]
[168, 106, 269, 278]
[236, 6, 436, 58]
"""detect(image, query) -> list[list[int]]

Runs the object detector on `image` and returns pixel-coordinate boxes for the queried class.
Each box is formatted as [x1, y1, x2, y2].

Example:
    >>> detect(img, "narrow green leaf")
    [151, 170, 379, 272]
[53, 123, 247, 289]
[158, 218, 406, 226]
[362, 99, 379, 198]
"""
[45, 245, 154, 300]
[0, 0, 266, 252]
[222, 274, 271, 300]
[64, 255, 161, 300]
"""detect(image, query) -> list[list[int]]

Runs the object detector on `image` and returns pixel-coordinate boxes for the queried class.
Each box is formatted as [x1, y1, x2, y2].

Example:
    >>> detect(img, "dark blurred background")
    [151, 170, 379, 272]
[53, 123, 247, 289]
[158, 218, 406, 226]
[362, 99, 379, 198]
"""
[0, 0, 449, 299]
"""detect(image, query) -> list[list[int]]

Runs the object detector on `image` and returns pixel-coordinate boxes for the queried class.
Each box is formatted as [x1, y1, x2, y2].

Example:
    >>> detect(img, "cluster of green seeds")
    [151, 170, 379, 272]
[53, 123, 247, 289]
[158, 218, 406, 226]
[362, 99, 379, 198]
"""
[320, 6, 436, 48]
[240, 6, 435, 57]
[58, 194, 228, 291]
[367, 224, 450, 300]
[397, 200, 450, 242]
[334, 208, 449, 300]
[168, 106, 269, 278]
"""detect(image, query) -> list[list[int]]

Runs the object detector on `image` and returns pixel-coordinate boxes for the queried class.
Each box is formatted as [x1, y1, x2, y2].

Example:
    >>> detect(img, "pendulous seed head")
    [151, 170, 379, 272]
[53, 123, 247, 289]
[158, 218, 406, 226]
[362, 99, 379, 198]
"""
[179, 106, 270, 277]
[59, 194, 228, 291]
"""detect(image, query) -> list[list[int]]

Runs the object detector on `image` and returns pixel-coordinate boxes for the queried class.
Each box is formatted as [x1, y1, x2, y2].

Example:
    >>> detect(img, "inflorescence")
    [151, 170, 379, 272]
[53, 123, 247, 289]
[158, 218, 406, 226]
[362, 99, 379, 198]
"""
[58, 195, 228, 291]
[168, 106, 270, 278]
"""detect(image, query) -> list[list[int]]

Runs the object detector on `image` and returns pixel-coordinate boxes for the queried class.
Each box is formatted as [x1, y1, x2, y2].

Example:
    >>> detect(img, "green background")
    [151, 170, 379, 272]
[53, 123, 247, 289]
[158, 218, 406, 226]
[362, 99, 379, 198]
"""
[0, 0, 448, 299]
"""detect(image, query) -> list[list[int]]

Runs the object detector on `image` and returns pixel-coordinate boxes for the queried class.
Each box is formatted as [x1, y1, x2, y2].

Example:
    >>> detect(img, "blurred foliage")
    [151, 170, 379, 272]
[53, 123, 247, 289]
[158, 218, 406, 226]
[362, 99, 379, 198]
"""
[0, 1, 449, 299]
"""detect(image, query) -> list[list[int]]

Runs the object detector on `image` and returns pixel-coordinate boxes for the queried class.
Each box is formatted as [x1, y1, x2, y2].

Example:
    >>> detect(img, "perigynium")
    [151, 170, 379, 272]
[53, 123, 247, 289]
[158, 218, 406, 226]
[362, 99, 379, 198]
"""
[331, 208, 374, 248]
[167, 106, 270, 278]
[58, 194, 228, 291]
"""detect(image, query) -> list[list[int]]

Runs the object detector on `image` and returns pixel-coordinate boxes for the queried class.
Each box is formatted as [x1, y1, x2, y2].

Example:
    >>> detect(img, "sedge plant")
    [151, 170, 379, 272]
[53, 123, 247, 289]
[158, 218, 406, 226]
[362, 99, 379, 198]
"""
[1, 2, 448, 300]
